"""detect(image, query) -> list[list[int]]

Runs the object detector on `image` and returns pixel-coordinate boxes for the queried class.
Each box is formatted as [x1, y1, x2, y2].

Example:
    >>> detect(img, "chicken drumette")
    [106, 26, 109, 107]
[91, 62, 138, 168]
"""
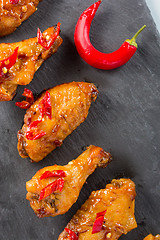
[26, 145, 111, 218]
[18, 82, 98, 162]
[59, 178, 137, 240]
[0, 25, 62, 101]
[144, 235, 160, 240]
[0, 0, 40, 37]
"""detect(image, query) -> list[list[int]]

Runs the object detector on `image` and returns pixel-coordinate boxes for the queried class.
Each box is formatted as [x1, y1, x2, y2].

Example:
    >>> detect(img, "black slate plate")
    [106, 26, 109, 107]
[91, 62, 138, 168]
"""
[0, 0, 160, 239]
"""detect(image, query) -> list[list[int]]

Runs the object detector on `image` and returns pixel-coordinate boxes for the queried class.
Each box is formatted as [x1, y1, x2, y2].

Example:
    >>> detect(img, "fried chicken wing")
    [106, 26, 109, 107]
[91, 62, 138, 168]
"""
[0, 25, 62, 101]
[18, 82, 98, 162]
[144, 235, 160, 240]
[0, 0, 40, 37]
[59, 178, 137, 240]
[26, 145, 112, 218]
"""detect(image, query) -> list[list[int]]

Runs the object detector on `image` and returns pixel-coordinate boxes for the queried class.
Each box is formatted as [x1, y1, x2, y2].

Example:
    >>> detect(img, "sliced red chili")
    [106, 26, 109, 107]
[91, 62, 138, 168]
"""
[38, 91, 52, 119]
[28, 119, 42, 129]
[26, 119, 46, 140]
[26, 129, 46, 140]
[9, 0, 19, 4]
[37, 22, 61, 50]
[74, 1, 146, 70]
[16, 88, 34, 109]
[39, 178, 64, 201]
[96, 210, 107, 219]
[92, 210, 107, 234]
[0, 47, 19, 77]
[65, 228, 78, 240]
[22, 88, 34, 103]
[15, 101, 31, 109]
[38, 98, 45, 118]
[40, 170, 66, 180]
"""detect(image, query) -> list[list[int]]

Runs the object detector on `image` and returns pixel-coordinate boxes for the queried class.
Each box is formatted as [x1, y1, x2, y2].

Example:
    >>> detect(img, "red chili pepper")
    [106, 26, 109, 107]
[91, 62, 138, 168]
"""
[26, 119, 46, 140]
[9, 0, 19, 4]
[92, 210, 107, 234]
[28, 119, 42, 129]
[74, 0, 146, 70]
[96, 210, 107, 219]
[40, 170, 66, 180]
[0, 47, 19, 77]
[15, 101, 31, 109]
[65, 228, 78, 240]
[26, 129, 46, 140]
[15, 88, 34, 109]
[39, 178, 64, 201]
[37, 23, 61, 50]
[38, 91, 52, 119]
[22, 88, 34, 103]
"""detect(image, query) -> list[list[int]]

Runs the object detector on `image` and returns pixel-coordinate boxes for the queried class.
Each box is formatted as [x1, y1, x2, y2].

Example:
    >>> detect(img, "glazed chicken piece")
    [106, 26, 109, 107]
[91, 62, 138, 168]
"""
[144, 235, 160, 240]
[26, 145, 112, 218]
[0, 0, 40, 37]
[0, 25, 62, 101]
[59, 178, 137, 240]
[18, 82, 98, 162]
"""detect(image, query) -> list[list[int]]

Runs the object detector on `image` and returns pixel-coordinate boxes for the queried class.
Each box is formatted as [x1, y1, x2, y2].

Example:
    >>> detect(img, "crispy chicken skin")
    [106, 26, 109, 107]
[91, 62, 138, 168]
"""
[59, 178, 137, 240]
[0, 26, 62, 101]
[144, 235, 160, 240]
[26, 145, 112, 218]
[18, 82, 98, 162]
[0, 0, 40, 37]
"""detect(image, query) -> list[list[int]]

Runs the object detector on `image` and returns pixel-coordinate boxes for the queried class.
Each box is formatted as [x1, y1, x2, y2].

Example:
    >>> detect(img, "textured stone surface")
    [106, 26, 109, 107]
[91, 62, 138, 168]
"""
[0, 0, 160, 239]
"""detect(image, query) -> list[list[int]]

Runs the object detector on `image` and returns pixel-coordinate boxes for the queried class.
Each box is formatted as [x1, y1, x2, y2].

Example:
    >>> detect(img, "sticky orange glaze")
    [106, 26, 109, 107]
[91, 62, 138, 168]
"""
[0, 0, 40, 37]
[144, 235, 160, 240]
[0, 26, 62, 101]
[18, 82, 98, 162]
[26, 145, 112, 217]
[59, 178, 137, 240]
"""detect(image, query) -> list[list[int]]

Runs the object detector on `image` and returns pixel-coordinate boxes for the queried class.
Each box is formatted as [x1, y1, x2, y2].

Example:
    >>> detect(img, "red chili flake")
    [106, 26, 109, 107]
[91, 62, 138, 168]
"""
[54, 140, 62, 147]
[36, 207, 46, 217]
[38, 91, 52, 119]
[26, 119, 46, 140]
[0, 47, 18, 77]
[26, 117, 32, 126]
[65, 228, 78, 240]
[9, 0, 19, 4]
[40, 170, 66, 180]
[39, 178, 64, 201]
[37, 22, 61, 50]
[15, 88, 34, 109]
[92, 210, 107, 234]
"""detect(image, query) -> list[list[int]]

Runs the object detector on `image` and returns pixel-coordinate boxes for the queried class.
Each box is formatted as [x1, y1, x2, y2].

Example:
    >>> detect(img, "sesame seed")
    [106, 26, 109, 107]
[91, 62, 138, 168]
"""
[46, 35, 50, 41]
[68, 161, 73, 165]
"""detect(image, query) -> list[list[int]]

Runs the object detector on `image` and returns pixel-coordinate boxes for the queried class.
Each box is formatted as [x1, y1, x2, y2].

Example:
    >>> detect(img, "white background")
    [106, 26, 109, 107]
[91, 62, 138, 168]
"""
[146, 0, 160, 32]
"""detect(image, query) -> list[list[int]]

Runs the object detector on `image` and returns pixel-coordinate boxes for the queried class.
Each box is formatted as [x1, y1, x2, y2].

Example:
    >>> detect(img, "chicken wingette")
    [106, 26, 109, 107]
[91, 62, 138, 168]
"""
[144, 235, 160, 240]
[0, 0, 40, 37]
[26, 145, 112, 218]
[18, 82, 98, 162]
[59, 178, 137, 240]
[0, 25, 62, 101]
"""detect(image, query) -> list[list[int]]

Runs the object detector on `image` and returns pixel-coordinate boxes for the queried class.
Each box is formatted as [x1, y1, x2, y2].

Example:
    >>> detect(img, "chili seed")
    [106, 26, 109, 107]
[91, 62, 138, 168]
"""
[22, 5, 27, 12]
[106, 233, 111, 238]
[2, 67, 8, 74]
